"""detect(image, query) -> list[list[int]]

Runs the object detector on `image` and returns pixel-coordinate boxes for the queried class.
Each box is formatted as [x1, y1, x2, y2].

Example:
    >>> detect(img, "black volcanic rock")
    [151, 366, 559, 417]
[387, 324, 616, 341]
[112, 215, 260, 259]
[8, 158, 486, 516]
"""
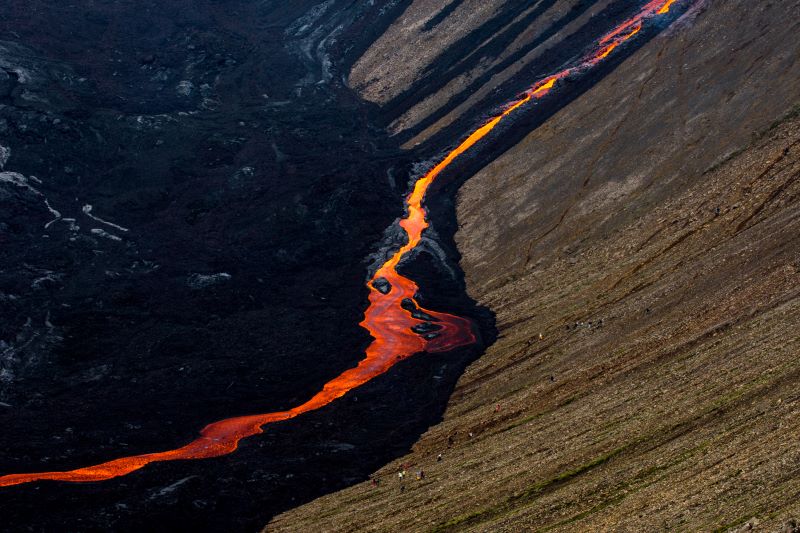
[412, 309, 437, 322]
[400, 297, 416, 311]
[0, 69, 13, 97]
[372, 276, 391, 294]
[400, 296, 439, 321]
[411, 322, 442, 334]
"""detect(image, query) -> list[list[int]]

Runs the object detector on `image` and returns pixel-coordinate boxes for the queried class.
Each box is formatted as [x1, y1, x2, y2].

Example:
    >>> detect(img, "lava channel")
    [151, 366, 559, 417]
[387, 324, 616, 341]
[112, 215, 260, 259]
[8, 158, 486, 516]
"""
[0, 0, 688, 488]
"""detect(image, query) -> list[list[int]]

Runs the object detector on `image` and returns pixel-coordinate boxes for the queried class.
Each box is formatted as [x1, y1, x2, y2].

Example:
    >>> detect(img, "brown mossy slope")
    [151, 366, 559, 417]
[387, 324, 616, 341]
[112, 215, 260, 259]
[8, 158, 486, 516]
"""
[269, 1, 800, 531]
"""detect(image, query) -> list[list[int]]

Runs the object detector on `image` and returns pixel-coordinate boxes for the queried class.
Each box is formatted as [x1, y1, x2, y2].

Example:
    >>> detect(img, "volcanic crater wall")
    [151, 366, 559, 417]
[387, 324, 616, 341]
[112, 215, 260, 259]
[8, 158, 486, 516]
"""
[270, 0, 800, 530]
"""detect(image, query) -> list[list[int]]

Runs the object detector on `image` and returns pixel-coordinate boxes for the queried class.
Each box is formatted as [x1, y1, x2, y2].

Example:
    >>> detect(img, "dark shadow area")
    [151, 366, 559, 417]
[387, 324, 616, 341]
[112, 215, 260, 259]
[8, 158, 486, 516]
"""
[422, 0, 468, 32]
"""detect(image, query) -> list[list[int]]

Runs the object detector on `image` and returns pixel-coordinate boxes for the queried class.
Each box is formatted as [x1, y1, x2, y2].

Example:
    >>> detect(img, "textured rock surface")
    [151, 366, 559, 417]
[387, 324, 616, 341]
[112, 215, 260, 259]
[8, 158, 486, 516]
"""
[270, 1, 800, 530]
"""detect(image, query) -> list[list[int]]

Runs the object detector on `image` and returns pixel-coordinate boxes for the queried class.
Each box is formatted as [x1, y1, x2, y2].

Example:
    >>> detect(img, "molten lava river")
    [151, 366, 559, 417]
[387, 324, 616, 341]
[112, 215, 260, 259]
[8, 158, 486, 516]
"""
[0, 0, 689, 488]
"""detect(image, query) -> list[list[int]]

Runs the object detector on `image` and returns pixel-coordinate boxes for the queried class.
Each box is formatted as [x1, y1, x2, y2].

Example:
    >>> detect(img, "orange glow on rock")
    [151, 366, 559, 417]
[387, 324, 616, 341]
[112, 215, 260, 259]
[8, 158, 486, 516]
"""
[0, 0, 685, 489]
[658, 0, 678, 14]
[595, 23, 642, 60]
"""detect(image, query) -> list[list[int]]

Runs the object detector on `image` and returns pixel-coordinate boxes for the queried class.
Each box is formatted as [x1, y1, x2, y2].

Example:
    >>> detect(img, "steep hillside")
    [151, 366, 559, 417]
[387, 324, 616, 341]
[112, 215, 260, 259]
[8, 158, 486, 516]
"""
[349, 0, 675, 146]
[269, 0, 800, 531]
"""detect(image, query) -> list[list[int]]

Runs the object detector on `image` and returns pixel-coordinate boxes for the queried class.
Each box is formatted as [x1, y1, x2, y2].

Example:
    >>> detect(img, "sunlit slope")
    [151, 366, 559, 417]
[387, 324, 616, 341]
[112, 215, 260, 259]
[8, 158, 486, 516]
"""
[270, 0, 800, 530]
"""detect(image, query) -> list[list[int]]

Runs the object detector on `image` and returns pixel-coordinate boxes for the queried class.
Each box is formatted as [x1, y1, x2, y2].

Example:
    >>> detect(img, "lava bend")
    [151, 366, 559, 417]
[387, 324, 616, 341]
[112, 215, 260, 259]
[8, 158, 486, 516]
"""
[0, 0, 686, 488]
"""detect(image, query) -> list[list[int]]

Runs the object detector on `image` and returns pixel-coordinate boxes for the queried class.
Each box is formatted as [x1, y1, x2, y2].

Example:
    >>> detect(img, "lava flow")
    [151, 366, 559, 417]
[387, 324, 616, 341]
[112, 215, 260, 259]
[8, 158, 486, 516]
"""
[0, 0, 687, 488]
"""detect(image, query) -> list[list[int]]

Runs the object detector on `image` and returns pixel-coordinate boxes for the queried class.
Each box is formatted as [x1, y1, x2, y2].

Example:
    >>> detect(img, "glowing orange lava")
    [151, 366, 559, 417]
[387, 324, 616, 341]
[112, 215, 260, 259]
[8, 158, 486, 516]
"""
[658, 0, 678, 15]
[0, 0, 685, 488]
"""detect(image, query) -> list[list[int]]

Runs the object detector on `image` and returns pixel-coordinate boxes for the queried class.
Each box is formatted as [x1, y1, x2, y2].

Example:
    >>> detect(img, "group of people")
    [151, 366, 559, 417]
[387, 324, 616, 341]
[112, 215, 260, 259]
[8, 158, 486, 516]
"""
[395, 466, 425, 492]
[370, 460, 434, 493]
[371, 435, 465, 492]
